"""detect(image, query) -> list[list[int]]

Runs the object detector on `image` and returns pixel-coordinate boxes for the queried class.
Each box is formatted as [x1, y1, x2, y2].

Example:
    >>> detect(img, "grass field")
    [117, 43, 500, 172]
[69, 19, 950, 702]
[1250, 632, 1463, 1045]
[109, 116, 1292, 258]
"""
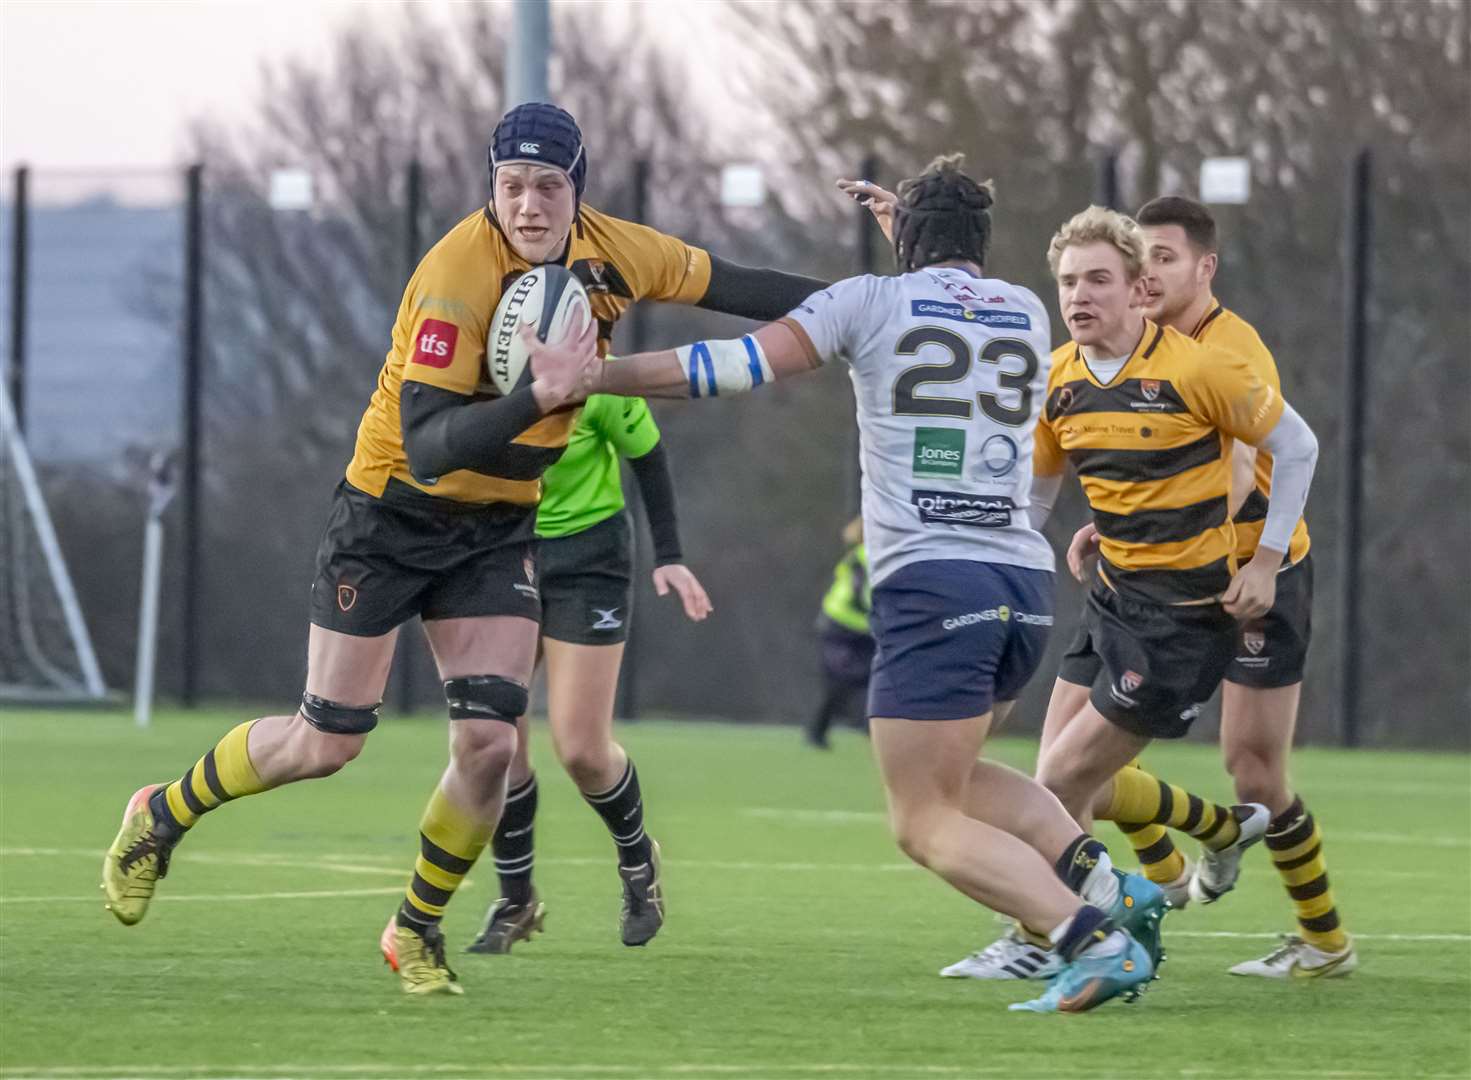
[1, 709, 1468, 1080]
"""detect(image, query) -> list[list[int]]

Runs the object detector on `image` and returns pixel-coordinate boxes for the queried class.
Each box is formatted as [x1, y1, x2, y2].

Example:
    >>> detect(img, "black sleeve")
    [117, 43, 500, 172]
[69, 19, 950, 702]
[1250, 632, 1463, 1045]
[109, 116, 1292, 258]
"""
[695, 254, 830, 322]
[625, 441, 683, 566]
[400, 380, 551, 483]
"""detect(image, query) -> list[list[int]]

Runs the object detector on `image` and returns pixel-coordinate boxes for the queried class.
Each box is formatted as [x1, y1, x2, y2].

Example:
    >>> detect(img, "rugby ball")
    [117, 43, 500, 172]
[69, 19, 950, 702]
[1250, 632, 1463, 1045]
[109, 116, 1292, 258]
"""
[487, 265, 592, 396]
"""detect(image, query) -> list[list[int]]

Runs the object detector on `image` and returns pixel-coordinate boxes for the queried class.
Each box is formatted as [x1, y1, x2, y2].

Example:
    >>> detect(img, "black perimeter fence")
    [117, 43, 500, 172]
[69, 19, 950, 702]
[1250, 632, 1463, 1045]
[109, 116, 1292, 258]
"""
[3, 154, 1467, 750]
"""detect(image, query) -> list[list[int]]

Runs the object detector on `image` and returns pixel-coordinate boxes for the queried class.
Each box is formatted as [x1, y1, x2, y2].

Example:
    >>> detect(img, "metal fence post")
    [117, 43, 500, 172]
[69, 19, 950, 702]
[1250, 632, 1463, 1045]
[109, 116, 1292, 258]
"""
[8, 166, 28, 434]
[180, 163, 205, 706]
[392, 159, 425, 717]
[1095, 152, 1120, 210]
[1339, 149, 1372, 748]
[618, 158, 651, 722]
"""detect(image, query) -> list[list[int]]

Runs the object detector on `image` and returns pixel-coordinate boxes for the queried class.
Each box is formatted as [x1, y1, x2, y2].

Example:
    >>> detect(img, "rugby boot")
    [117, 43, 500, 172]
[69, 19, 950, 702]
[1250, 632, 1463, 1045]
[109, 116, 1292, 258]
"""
[1190, 802, 1271, 904]
[384, 920, 463, 995]
[1229, 934, 1358, 979]
[940, 928, 1062, 980]
[102, 784, 178, 926]
[619, 838, 664, 946]
[466, 892, 547, 954]
[1110, 869, 1169, 972]
[1009, 931, 1154, 1014]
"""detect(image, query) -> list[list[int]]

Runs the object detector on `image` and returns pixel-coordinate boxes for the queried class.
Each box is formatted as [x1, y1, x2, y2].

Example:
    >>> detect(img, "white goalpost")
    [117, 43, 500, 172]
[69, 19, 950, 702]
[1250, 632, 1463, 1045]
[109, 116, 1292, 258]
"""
[0, 381, 107, 703]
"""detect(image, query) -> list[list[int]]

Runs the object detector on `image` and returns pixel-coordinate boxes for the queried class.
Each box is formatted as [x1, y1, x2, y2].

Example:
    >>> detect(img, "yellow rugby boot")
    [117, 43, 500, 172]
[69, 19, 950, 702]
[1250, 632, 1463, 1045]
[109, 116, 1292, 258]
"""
[101, 784, 178, 926]
[387, 921, 464, 996]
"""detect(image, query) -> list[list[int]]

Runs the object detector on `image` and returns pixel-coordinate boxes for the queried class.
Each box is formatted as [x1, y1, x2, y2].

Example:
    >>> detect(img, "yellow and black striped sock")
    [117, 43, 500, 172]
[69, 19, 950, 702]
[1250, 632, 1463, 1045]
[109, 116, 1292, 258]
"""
[1103, 764, 1242, 852]
[1114, 822, 1185, 884]
[398, 786, 494, 937]
[154, 721, 267, 831]
[1264, 795, 1348, 952]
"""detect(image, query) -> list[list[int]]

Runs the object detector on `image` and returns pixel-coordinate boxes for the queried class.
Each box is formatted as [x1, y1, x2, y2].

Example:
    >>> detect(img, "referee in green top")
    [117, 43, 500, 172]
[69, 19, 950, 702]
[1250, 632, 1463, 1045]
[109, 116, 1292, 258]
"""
[468, 393, 709, 954]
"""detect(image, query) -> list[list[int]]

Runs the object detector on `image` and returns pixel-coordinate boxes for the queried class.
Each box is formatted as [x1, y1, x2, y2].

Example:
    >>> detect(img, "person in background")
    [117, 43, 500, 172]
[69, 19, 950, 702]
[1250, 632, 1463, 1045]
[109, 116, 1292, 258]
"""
[805, 516, 874, 749]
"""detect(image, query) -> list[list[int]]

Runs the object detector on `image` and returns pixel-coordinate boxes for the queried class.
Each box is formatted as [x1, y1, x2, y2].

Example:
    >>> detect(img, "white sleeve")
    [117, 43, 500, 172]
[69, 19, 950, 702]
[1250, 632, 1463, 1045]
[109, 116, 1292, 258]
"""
[1256, 402, 1318, 555]
[1028, 472, 1064, 530]
[783, 276, 882, 368]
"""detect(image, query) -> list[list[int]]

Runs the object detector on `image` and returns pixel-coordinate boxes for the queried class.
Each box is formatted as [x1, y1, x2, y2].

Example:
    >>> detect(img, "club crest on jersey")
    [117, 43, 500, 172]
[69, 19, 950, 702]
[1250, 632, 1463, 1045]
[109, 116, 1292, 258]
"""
[1243, 630, 1266, 656]
[337, 584, 358, 612]
[1140, 379, 1161, 402]
[412, 318, 459, 369]
[1120, 670, 1144, 693]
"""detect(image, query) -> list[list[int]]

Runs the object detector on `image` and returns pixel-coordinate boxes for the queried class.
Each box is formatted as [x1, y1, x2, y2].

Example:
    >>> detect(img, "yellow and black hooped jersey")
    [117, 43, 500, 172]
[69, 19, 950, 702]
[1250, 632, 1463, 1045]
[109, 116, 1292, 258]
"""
[346, 205, 713, 507]
[1035, 320, 1284, 605]
[1192, 304, 1311, 565]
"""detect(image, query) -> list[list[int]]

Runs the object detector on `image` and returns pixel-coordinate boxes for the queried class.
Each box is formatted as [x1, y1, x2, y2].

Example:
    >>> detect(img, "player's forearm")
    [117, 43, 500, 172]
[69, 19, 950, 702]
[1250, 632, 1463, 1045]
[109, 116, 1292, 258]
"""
[400, 381, 547, 481]
[603, 324, 813, 400]
[596, 351, 691, 399]
[1027, 472, 1064, 530]
[1254, 403, 1318, 559]
[626, 441, 683, 565]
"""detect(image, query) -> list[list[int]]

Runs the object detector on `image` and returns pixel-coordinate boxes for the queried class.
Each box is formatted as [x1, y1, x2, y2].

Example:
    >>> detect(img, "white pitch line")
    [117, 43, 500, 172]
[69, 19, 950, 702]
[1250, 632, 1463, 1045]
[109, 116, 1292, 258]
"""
[741, 811, 1471, 849]
[0, 886, 412, 905]
[1168, 930, 1470, 943]
[5, 1069, 1458, 1080]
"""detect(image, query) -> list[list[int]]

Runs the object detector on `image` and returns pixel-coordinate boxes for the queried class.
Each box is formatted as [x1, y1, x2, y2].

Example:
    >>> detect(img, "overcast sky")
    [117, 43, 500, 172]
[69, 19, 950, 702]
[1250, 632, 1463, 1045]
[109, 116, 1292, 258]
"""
[2, 0, 721, 177]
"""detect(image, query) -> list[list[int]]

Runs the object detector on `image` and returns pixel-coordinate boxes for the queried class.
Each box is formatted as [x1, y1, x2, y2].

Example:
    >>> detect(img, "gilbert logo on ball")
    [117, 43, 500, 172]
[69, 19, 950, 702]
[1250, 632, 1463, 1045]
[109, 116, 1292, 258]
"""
[487, 265, 591, 396]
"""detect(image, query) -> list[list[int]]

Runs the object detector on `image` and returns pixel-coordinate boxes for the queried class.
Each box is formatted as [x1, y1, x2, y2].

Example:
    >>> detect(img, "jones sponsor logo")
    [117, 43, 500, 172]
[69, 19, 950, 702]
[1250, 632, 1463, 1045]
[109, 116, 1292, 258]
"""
[911, 490, 1014, 528]
[913, 427, 965, 478]
[412, 318, 459, 368]
[908, 300, 1031, 329]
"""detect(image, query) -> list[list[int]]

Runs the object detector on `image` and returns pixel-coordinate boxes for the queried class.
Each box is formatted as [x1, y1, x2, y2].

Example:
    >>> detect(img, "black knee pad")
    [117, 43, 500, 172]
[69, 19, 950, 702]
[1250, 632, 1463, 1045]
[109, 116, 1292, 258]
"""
[300, 692, 381, 735]
[444, 675, 528, 725]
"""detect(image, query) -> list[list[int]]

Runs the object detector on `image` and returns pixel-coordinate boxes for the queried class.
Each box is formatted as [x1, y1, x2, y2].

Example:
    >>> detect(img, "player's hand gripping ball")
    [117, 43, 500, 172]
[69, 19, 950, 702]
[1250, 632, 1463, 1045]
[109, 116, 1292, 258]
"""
[487, 265, 593, 396]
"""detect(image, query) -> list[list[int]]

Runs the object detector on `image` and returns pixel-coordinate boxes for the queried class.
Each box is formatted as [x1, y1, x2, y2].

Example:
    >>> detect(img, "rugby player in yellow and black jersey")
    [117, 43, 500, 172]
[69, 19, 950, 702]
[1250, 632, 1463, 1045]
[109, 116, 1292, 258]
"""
[1020, 208, 1319, 873]
[1066, 196, 1352, 979]
[100, 102, 826, 997]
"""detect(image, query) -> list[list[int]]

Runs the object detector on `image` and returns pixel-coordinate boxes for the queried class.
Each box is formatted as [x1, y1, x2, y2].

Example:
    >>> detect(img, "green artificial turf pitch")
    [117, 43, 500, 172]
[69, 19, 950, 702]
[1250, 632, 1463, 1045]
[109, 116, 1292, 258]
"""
[1, 709, 1467, 1080]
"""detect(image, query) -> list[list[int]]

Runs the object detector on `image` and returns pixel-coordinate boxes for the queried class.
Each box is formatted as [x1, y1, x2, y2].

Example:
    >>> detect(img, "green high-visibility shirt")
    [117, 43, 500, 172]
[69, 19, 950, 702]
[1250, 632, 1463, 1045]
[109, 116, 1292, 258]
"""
[821, 544, 871, 634]
[536, 394, 661, 539]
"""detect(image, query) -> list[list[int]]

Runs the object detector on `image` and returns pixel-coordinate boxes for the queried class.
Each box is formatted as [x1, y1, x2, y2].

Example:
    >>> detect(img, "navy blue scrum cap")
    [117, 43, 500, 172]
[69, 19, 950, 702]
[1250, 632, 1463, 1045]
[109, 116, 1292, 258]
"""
[488, 102, 587, 199]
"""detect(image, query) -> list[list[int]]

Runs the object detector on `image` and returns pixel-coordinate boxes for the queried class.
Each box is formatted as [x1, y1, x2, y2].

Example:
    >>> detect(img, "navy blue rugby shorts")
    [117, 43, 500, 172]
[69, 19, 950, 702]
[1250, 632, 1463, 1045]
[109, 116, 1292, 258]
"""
[867, 559, 1054, 721]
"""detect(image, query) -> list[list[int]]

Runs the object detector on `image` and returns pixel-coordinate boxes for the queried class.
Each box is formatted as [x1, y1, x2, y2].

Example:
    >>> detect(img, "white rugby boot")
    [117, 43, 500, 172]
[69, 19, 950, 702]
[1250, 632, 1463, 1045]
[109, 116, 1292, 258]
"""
[1189, 802, 1270, 904]
[1229, 934, 1358, 979]
[940, 928, 1061, 980]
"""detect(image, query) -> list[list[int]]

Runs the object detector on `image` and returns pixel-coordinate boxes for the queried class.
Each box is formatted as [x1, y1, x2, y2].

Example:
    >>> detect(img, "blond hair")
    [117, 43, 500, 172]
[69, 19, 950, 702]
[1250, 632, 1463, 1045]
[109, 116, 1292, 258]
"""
[1046, 205, 1146, 280]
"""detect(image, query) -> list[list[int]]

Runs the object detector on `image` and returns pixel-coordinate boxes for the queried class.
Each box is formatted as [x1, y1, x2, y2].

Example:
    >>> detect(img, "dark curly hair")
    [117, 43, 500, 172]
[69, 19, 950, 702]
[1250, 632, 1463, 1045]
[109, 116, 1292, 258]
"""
[892, 154, 995, 274]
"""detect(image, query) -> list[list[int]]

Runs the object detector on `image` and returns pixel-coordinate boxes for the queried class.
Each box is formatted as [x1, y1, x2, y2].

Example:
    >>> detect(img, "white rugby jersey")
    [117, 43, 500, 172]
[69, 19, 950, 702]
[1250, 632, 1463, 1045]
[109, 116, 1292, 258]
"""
[786, 267, 1055, 585]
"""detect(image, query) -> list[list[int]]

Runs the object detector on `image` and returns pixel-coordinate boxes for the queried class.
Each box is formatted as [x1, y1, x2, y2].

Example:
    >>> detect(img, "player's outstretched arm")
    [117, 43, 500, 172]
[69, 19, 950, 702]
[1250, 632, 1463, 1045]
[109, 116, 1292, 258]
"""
[589, 319, 824, 400]
[696, 256, 829, 322]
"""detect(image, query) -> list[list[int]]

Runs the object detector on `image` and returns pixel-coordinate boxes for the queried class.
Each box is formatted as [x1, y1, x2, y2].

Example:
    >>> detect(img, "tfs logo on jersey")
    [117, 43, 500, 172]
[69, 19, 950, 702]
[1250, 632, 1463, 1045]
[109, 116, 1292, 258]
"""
[412, 319, 459, 369]
[911, 490, 1014, 528]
